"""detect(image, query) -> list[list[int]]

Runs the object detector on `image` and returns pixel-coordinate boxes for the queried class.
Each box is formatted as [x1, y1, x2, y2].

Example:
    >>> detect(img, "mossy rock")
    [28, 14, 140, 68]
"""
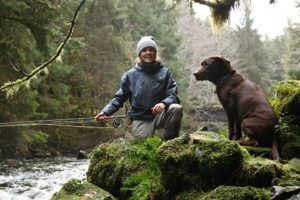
[280, 132, 300, 159]
[277, 159, 300, 187]
[51, 179, 116, 200]
[157, 132, 244, 193]
[86, 139, 141, 199]
[272, 81, 300, 159]
[199, 185, 270, 200]
[238, 157, 285, 187]
[274, 80, 300, 123]
[241, 146, 272, 159]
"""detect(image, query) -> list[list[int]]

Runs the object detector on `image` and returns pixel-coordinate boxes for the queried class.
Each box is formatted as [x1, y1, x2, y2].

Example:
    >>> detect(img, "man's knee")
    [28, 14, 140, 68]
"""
[131, 119, 155, 139]
[168, 104, 183, 113]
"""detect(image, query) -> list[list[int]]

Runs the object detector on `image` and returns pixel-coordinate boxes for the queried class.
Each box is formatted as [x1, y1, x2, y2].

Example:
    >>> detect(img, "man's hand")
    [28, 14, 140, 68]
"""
[151, 103, 165, 114]
[94, 112, 107, 121]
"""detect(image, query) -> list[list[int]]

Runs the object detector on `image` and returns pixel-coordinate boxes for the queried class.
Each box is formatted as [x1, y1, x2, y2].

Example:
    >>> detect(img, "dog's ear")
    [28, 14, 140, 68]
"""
[214, 55, 231, 72]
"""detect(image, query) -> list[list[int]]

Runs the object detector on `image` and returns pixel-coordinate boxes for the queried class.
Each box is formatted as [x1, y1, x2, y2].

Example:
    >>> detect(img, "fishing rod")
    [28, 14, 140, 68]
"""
[0, 115, 127, 128]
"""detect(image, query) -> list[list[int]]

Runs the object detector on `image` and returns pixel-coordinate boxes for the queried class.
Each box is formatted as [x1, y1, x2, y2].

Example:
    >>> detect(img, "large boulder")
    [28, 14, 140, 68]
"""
[87, 138, 141, 199]
[272, 80, 300, 159]
[86, 132, 300, 200]
[51, 179, 116, 200]
[157, 132, 244, 193]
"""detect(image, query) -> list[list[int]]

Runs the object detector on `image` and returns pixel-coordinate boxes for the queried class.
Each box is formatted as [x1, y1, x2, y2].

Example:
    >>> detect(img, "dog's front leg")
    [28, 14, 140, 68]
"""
[221, 102, 236, 140]
[235, 122, 242, 140]
[228, 119, 235, 140]
[226, 111, 235, 140]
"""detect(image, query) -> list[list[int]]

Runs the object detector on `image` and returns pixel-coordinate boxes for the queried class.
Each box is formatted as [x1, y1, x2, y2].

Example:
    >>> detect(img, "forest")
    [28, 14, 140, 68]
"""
[1, 0, 299, 156]
[0, 0, 300, 200]
[0, 0, 300, 199]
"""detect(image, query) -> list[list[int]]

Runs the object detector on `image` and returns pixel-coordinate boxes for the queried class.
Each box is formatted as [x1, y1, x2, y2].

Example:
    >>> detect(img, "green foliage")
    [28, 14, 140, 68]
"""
[121, 136, 163, 200]
[200, 185, 270, 200]
[52, 179, 116, 200]
[25, 131, 49, 145]
[232, 6, 274, 95]
[271, 81, 300, 159]
[62, 179, 86, 196]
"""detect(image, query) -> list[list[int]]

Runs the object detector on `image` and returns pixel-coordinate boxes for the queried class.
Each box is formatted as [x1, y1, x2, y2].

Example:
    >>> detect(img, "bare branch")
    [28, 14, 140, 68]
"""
[0, 0, 86, 91]
[8, 58, 30, 77]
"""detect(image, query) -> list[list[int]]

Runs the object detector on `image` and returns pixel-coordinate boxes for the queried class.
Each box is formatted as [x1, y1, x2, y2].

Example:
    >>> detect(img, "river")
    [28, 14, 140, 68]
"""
[0, 157, 90, 200]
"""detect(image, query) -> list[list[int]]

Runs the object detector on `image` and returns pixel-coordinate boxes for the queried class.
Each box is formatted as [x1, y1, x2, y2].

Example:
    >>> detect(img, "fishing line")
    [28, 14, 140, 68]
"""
[0, 116, 126, 128]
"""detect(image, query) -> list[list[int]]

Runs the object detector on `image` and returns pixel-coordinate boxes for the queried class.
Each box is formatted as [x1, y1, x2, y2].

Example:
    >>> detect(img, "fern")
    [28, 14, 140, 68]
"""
[121, 136, 162, 200]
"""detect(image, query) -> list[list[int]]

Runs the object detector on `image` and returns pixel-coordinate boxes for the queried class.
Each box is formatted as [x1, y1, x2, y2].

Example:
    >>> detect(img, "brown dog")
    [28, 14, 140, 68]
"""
[194, 55, 279, 160]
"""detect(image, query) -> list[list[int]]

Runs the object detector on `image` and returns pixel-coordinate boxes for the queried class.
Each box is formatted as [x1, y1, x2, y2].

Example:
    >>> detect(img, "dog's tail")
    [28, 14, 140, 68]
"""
[272, 125, 280, 160]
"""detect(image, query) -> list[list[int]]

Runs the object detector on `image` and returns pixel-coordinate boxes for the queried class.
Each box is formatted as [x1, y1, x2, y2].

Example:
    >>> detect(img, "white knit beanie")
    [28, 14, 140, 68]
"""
[136, 36, 157, 56]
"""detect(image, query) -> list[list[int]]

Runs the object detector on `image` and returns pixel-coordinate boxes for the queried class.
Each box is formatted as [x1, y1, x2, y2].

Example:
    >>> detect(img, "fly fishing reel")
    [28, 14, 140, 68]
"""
[112, 118, 123, 128]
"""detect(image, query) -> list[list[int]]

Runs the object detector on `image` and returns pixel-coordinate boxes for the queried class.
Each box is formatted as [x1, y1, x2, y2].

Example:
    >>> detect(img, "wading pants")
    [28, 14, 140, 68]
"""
[132, 104, 183, 141]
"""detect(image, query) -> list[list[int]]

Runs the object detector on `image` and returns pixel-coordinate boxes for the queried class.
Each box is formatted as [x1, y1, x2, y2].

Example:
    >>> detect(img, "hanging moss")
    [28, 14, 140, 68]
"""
[210, 0, 240, 27]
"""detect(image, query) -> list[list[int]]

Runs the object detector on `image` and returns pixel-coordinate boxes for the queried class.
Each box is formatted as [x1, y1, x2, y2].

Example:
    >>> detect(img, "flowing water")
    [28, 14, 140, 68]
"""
[0, 157, 90, 200]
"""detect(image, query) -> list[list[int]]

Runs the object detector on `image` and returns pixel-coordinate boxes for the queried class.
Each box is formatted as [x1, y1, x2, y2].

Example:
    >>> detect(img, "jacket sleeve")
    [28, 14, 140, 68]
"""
[161, 69, 180, 107]
[101, 73, 130, 116]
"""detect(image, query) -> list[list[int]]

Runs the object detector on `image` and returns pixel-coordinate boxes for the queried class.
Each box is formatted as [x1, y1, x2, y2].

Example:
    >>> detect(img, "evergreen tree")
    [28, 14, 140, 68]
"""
[232, 6, 271, 94]
[283, 5, 300, 80]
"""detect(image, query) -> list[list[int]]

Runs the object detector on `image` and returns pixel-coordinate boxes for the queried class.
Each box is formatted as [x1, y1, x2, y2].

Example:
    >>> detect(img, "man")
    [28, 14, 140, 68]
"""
[94, 36, 183, 140]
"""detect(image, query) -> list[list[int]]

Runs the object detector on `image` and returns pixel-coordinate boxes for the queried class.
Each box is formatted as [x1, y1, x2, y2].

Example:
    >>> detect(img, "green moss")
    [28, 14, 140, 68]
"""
[177, 189, 202, 200]
[157, 133, 244, 193]
[87, 139, 142, 199]
[62, 179, 86, 196]
[271, 81, 300, 159]
[51, 179, 116, 200]
[277, 159, 300, 186]
[241, 146, 272, 159]
[289, 158, 300, 173]
[238, 157, 284, 187]
[199, 186, 270, 200]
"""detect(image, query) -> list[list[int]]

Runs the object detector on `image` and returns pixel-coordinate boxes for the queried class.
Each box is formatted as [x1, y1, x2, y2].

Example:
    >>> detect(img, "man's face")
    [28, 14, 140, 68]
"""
[140, 47, 156, 63]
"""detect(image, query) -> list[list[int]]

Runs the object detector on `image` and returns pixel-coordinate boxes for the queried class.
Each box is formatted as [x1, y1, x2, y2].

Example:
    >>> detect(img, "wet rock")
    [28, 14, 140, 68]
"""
[51, 179, 116, 200]
[271, 186, 300, 200]
[77, 150, 88, 159]
[289, 193, 300, 200]
[5, 158, 20, 166]
[199, 126, 208, 131]
[30, 149, 51, 158]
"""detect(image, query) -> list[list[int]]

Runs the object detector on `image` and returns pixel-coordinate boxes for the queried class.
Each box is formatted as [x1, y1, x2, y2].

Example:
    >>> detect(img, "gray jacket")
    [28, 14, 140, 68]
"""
[102, 61, 180, 119]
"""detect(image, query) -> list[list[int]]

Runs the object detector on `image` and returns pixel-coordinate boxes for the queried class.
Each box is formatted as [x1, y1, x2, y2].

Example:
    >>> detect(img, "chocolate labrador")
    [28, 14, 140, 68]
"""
[194, 55, 279, 160]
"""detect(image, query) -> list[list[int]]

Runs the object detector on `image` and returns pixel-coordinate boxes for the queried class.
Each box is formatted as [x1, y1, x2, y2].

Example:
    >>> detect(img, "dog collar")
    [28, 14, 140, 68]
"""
[217, 70, 236, 85]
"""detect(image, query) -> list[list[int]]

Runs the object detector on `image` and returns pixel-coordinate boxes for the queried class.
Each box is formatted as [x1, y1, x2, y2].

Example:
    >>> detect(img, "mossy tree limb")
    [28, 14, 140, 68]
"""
[191, 0, 275, 27]
[0, 0, 86, 96]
